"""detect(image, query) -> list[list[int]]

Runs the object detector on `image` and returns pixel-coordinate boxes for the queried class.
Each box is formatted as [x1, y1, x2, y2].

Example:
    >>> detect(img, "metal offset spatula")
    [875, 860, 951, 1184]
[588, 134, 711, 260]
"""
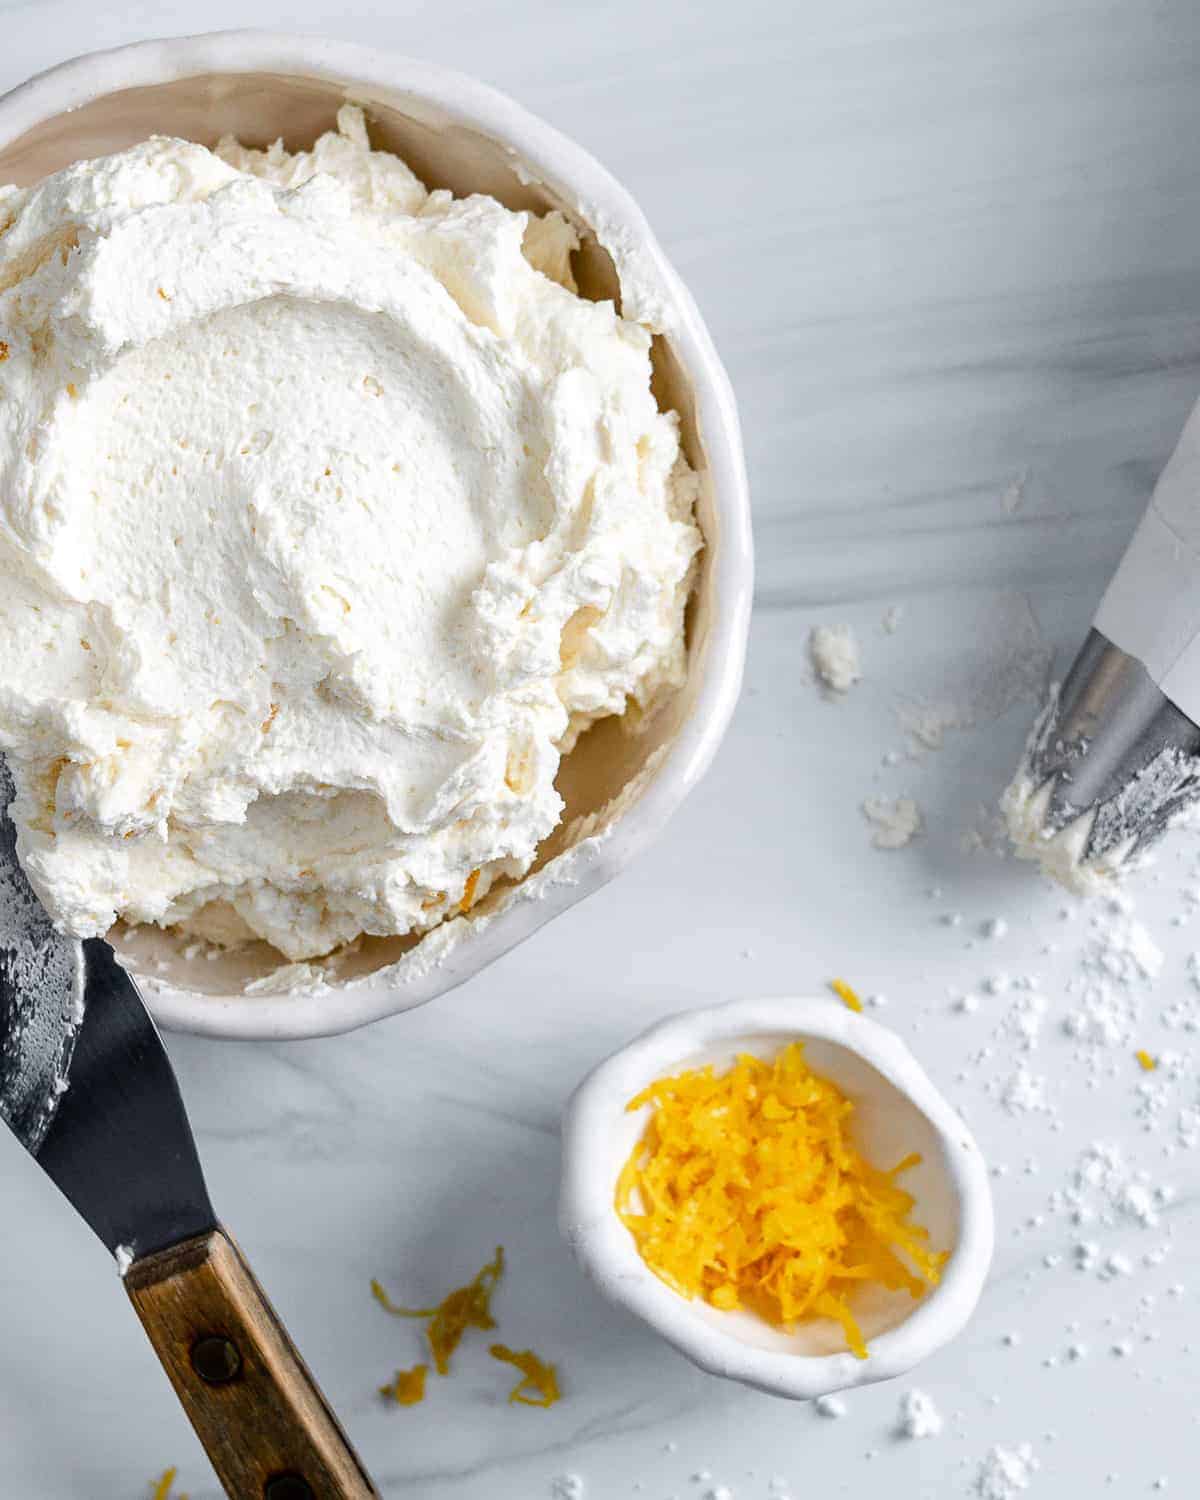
[0, 760, 378, 1500]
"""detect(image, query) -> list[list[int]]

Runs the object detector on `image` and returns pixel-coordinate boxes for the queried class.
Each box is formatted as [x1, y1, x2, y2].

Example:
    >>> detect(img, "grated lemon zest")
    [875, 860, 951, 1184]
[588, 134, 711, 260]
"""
[616, 1041, 945, 1360]
[1136, 1049, 1157, 1072]
[370, 1278, 436, 1318]
[489, 1343, 560, 1407]
[372, 1247, 504, 1375]
[830, 978, 863, 1012]
[379, 1363, 428, 1406]
[459, 868, 481, 913]
[150, 1470, 187, 1500]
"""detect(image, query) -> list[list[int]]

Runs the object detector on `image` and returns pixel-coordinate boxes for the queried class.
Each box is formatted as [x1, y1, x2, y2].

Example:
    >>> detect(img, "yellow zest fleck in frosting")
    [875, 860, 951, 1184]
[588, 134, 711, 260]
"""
[379, 1364, 428, 1406]
[829, 978, 864, 1012]
[489, 1344, 561, 1407]
[459, 868, 481, 913]
[616, 1041, 946, 1359]
[372, 1247, 504, 1375]
[150, 1469, 187, 1500]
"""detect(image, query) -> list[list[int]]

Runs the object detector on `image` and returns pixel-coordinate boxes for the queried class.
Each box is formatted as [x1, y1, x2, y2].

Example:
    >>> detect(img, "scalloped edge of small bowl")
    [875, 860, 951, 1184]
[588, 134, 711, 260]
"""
[559, 997, 994, 1400]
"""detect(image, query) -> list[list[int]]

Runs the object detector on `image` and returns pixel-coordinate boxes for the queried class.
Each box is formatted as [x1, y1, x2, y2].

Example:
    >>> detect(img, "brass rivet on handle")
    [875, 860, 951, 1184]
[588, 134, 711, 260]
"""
[190, 1333, 242, 1384]
[264, 1475, 316, 1500]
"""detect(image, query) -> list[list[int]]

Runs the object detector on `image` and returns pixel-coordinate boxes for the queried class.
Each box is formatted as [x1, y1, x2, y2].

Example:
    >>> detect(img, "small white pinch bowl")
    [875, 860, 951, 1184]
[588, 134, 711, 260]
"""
[559, 998, 994, 1401]
[0, 32, 752, 1040]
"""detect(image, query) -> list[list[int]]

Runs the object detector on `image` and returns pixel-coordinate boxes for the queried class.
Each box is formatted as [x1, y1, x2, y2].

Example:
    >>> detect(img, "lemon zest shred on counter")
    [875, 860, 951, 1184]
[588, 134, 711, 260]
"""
[489, 1343, 561, 1407]
[616, 1041, 946, 1360]
[371, 1247, 505, 1376]
[379, 1363, 428, 1406]
[1136, 1049, 1157, 1072]
[150, 1470, 187, 1500]
[370, 1278, 437, 1318]
[829, 978, 864, 1013]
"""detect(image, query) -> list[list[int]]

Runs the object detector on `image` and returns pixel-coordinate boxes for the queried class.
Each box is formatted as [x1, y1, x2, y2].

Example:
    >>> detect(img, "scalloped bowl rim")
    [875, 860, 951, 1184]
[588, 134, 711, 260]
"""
[559, 997, 995, 1400]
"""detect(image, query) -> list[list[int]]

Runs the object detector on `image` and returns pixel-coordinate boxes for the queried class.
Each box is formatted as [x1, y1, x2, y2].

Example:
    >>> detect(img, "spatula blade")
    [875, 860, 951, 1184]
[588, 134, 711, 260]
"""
[0, 759, 215, 1259]
[0, 757, 83, 1156]
[39, 939, 218, 1258]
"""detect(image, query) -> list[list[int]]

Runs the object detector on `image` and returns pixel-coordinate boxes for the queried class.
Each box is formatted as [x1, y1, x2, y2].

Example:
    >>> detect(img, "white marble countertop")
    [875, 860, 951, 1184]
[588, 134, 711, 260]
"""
[4, 1, 1200, 1495]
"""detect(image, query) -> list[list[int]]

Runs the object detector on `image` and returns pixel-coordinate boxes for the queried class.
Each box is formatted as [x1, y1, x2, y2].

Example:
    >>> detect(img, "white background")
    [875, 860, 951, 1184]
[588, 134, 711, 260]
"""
[3, 1, 1200, 1495]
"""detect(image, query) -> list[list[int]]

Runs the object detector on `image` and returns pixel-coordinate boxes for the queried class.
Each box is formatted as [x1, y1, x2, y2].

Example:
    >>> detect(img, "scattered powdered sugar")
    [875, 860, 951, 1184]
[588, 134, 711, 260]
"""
[810, 624, 862, 694]
[1042, 1139, 1177, 1284]
[998, 1064, 1053, 1118]
[1001, 992, 1048, 1052]
[1073, 1240, 1100, 1271]
[954, 963, 1068, 1119]
[1166, 956, 1200, 1031]
[1051, 1141, 1173, 1235]
[1089, 897, 1163, 983]
[896, 1388, 943, 1439]
[814, 1394, 848, 1419]
[1061, 898, 1164, 1080]
[862, 796, 923, 849]
[896, 698, 968, 753]
[973, 1443, 1039, 1499]
[1177, 1103, 1200, 1149]
[1133, 1050, 1195, 1143]
[551, 1478, 584, 1500]
[1062, 993, 1137, 1053]
[957, 972, 1058, 1118]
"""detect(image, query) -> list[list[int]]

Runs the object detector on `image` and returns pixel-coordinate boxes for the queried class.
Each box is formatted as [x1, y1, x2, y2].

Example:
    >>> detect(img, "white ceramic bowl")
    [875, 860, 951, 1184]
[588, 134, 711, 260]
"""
[0, 32, 752, 1040]
[560, 998, 994, 1400]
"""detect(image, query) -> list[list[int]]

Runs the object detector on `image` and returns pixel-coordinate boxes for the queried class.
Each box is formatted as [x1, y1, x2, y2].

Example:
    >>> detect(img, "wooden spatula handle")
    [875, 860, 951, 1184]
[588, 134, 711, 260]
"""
[125, 1227, 379, 1500]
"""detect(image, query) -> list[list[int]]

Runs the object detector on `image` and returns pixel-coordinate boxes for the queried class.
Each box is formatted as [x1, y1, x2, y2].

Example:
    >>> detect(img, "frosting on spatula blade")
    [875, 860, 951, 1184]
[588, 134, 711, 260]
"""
[0, 755, 83, 1155]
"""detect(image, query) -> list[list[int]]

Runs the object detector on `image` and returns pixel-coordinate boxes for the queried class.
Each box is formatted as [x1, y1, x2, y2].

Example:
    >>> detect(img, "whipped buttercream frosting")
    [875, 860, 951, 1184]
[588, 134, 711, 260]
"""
[0, 107, 701, 961]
